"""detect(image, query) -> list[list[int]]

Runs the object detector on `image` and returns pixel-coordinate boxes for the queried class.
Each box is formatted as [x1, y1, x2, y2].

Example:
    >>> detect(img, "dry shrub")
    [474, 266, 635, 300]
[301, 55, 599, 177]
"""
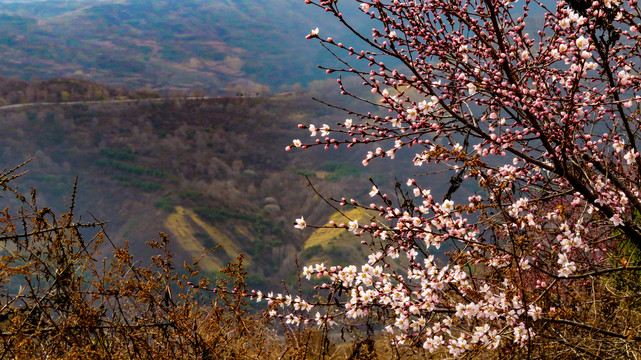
[0, 163, 283, 359]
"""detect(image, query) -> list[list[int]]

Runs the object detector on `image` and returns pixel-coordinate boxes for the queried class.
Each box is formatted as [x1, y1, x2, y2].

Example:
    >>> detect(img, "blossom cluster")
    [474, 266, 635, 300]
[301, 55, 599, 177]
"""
[269, 0, 641, 356]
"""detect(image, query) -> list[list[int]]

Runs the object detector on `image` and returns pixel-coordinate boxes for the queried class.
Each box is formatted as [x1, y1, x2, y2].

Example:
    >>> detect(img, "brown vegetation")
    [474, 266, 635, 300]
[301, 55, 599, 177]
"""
[0, 163, 287, 359]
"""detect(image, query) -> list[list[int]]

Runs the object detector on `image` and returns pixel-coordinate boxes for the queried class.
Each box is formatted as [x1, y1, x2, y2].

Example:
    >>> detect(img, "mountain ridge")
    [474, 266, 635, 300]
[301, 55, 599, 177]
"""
[0, 0, 356, 93]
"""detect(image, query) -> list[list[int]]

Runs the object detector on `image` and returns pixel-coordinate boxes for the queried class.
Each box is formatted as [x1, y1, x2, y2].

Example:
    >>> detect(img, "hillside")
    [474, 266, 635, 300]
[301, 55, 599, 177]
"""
[0, 0, 360, 93]
[0, 77, 429, 288]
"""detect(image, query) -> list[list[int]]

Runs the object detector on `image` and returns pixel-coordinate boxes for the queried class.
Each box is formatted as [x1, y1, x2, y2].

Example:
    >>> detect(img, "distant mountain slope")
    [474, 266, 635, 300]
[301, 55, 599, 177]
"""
[0, 0, 359, 93]
[0, 77, 424, 288]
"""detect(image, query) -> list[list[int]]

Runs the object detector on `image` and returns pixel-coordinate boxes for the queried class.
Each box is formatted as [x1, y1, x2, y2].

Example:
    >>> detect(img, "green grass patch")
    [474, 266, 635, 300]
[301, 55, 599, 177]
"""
[179, 190, 204, 201]
[131, 180, 162, 192]
[96, 158, 167, 178]
[322, 161, 363, 181]
[193, 230, 217, 248]
[194, 206, 255, 223]
[99, 148, 137, 161]
[154, 196, 175, 212]
[300, 244, 323, 259]
[295, 169, 316, 177]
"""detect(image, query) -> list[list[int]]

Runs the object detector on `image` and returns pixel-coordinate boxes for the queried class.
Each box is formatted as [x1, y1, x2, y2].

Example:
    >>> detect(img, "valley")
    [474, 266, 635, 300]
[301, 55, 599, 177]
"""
[0, 77, 429, 288]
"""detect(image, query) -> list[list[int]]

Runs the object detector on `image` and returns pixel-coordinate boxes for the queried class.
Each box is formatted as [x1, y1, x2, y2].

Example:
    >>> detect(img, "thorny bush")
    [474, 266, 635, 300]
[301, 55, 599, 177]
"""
[0, 162, 283, 359]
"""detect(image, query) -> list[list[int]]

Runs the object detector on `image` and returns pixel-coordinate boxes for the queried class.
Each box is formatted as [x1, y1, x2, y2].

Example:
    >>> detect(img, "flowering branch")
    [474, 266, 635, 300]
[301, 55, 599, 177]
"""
[274, 0, 641, 357]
